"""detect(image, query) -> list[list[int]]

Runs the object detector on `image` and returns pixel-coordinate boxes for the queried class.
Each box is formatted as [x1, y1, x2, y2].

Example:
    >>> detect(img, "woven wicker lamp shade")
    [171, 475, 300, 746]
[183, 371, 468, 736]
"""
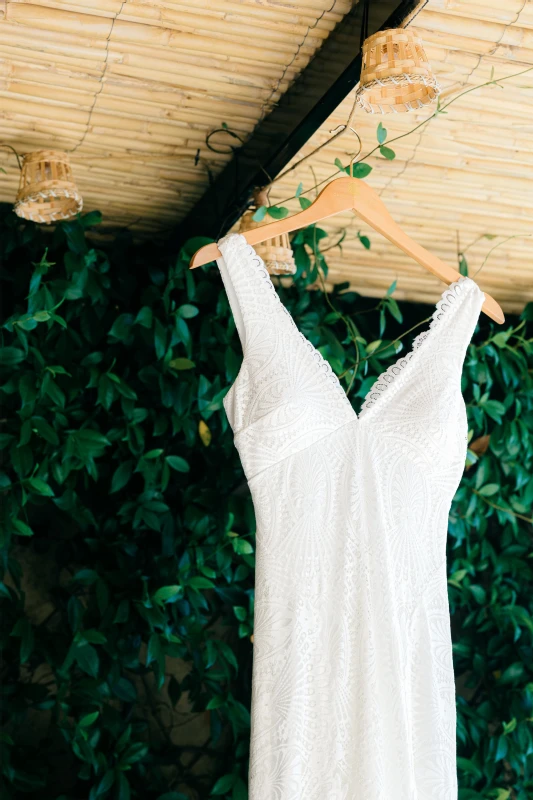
[14, 150, 83, 223]
[355, 28, 440, 114]
[238, 209, 296, 276]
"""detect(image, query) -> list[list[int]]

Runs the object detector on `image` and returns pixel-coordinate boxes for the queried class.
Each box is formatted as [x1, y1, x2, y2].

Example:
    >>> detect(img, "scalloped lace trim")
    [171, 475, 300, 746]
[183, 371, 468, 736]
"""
[218, 232, 354, 412]
[358, 275, 479, 420]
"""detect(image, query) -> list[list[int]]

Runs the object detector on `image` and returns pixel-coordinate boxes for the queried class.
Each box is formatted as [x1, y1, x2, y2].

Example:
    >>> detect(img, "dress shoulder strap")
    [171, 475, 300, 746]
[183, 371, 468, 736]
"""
[216, 232, 292, 355]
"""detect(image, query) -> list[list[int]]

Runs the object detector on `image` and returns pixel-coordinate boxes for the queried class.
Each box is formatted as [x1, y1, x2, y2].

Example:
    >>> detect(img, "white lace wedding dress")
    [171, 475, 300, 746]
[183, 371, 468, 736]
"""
[215, 232, 485, 800]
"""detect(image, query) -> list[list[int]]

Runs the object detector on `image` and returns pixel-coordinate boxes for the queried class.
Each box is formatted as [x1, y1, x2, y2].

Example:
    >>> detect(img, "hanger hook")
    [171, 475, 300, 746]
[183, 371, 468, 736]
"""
[329, 125, 362, 176]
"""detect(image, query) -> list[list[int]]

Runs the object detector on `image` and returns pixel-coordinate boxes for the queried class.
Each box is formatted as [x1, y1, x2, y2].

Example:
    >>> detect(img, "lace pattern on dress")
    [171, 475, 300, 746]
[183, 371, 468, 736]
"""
[358, 276, 480, 420]
[218, 232, 354, 414]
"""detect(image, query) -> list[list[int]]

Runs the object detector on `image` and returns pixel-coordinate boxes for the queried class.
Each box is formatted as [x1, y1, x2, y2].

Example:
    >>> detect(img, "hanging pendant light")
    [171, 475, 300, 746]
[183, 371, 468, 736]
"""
[238, 189, 296, 276]
[355, 1, 439, 114]
[14, 150, 83, 223]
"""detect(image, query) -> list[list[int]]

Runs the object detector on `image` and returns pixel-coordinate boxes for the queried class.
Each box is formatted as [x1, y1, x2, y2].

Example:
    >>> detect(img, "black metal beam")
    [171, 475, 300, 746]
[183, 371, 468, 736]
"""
[170, 0, 426, 249]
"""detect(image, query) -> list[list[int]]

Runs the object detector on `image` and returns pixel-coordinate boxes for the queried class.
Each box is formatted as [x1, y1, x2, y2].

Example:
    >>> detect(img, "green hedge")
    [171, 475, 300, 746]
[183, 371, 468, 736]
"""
[0, 209, 532, 800]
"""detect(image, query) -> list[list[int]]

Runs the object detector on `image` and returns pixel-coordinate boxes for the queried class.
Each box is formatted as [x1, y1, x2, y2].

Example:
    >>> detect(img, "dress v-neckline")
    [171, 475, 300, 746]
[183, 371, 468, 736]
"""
[346, 275, 482, 423]
[218, 233, 483, 427]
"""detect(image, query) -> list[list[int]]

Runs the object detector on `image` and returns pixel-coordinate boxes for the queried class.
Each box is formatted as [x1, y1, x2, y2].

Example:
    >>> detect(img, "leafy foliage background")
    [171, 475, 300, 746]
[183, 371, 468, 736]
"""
[0, 208, 532, 800]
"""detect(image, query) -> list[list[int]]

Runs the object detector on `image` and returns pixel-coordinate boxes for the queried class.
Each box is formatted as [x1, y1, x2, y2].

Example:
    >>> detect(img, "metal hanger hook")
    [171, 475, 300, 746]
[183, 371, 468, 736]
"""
[328, 125, 362, 175]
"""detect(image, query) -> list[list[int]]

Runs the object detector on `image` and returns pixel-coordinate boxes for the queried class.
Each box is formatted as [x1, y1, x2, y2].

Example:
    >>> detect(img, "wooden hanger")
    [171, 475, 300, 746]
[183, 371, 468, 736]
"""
[189, 176, 504, 324]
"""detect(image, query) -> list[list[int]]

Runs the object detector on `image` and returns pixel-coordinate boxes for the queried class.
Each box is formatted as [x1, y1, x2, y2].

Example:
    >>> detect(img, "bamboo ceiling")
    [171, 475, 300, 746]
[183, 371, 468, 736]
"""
[264, 0, 533, 314]
[0, 0, 351, 231]
[0, 0, 531, 313]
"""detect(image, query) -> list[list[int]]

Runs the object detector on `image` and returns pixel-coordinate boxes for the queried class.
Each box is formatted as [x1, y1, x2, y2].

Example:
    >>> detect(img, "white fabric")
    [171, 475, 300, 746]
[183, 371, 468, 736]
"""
[216, 232, 485, 800]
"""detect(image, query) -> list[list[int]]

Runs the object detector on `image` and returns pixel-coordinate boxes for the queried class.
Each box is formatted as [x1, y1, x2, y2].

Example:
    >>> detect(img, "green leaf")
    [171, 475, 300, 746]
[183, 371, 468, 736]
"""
[75, 644, 99, 678]
[211, 774, 236, 795]
[79, 711, 99, 728]
[386, 298, 403, 323]
[11, 618, 34, 664]
[76, 429, 111, 449]
[80, 210, 103, 228]
[31, 416, 59, 445]
[495, 734, 508, 761]
[458, 253, 468, 276]
[134, 306, 153, 328]
[502, 717, 517, 735]
[110, 461, 133, 493]
[252, 206, 267, 222]
[13, 519, 34, 537]
[499, 662, 525, 684]
[350, 162, 372, 178]
[178, 304, 199, 319]
[0, 347, 25, 366]
[478, 483, 499, 497]
[111, 678, 137, 704]
[188, 576, 216, 590]
[62, 220, 88, 254]
[379, 145, 396, 160]
[154, 318, 167, 360]
[144, 449, 164, 459]
[206, 695, 226, 710]
[116, 773, 130, 800]
[386, 279, 397, 296]
[166, 455, 190, 472]
[469, 585, 487, 605]
[121, 743, 149, 765]
[96, 769, 115, 795]
[76, 628, 107, 645]
[295, 182, 303, 197]
[267, 206, 289, 219]
[27, 478, 54, 496]
[109, 314, 134, 341]
[299, 197, 312, 210]
[479, 399, 506, 422]
[366, 340, 382, 355]
[232, 538, 253, 555]
[168, 358, 195, 370]
[153, 585, 183, 605]
[357, 232, 371, 250]
[377, 122, 387, 144]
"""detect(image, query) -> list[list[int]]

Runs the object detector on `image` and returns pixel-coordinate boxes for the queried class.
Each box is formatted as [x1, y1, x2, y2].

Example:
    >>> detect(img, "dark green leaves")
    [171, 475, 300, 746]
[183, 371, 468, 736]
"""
[166, 455, 189, 472]
[27, 477, 54, 496]
[152, 585, 183, 605]
[10, 617, 34, 663]
[110, 461, 133, 493]
[1, 204, 531, 800]
[0, 347, 25, 366]
[75, 644, 99, 678]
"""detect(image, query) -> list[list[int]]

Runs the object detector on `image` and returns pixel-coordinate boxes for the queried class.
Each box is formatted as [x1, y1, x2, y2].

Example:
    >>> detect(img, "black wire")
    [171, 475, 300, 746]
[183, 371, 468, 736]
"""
[359, 0, 370, 52]
[0, 144, 22, 170]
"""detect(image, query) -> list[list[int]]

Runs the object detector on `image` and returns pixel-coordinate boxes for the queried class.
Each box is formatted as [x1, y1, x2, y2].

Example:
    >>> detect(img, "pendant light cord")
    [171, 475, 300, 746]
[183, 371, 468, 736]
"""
[359, 0, 370, 52]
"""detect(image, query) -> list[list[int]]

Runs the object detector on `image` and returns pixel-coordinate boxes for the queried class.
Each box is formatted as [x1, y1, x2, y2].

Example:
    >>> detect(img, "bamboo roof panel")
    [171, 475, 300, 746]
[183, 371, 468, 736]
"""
[0, 0, 531, 312]
[0, 0, 349, 233]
